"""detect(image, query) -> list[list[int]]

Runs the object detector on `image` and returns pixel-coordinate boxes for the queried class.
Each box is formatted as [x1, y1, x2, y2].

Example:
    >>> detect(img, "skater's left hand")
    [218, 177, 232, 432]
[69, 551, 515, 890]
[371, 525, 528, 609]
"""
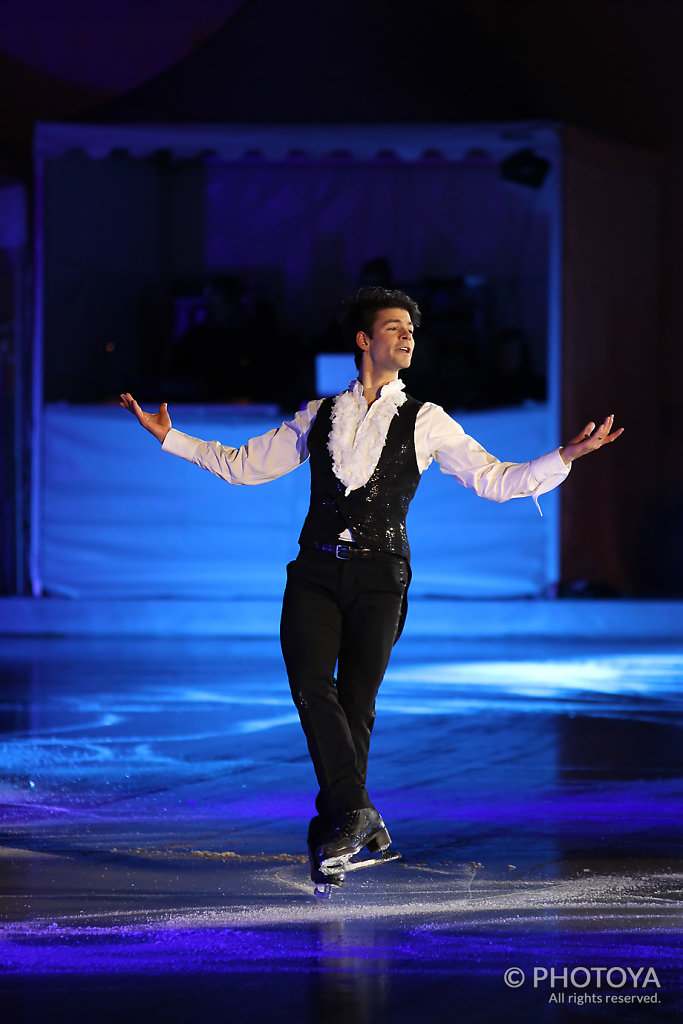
[560, 414, 624, 464]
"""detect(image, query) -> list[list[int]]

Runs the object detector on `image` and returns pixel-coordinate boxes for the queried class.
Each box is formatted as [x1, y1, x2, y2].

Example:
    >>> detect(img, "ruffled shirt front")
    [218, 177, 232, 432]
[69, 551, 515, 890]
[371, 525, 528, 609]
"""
[327, 378, 407, 497]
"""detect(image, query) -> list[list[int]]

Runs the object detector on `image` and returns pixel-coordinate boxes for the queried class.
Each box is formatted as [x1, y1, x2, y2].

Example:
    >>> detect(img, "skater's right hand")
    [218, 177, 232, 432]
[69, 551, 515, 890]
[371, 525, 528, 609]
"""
[119, 393, 172, 444]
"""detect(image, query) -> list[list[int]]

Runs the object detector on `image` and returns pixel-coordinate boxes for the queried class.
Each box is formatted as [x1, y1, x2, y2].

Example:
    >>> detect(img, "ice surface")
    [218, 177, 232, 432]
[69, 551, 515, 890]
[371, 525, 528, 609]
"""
[1, 634, 682, 1022]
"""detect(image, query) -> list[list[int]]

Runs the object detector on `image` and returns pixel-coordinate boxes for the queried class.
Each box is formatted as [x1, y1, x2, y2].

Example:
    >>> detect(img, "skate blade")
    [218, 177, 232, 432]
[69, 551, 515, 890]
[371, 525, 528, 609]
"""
[321, 849, 402, 876]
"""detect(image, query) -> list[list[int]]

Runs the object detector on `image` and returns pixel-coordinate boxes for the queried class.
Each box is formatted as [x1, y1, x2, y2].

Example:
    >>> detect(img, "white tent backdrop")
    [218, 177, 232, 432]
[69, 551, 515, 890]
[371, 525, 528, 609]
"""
[33, 122, 562, 600]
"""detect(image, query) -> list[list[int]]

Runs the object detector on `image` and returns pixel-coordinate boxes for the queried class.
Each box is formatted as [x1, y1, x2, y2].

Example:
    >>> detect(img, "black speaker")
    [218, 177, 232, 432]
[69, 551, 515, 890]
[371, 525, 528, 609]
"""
[500, 148, 551, 189]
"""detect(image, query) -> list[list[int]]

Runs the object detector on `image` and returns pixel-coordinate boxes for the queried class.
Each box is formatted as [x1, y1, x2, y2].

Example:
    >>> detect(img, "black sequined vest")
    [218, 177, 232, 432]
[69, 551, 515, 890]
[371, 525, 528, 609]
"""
[298, 394, 423, 560]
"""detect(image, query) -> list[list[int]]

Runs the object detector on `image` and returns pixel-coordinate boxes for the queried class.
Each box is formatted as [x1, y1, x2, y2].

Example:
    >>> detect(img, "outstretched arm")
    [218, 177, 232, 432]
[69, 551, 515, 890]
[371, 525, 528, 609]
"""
[120, 391, 322, 485]
[120, 393, 171, 444]
[418, 404, 622, 508]
[560, 414, 624, 464]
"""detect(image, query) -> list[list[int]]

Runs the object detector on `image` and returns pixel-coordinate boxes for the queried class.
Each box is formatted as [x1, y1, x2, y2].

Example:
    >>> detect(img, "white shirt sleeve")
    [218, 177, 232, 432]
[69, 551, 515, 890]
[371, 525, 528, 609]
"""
[415, 402, 570, 508]
[161, 399, 323, 485]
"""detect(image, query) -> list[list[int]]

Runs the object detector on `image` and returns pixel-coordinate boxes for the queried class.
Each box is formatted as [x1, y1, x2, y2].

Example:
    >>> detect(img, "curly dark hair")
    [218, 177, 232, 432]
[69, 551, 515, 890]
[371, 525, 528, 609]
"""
[337, 286, 421, 368]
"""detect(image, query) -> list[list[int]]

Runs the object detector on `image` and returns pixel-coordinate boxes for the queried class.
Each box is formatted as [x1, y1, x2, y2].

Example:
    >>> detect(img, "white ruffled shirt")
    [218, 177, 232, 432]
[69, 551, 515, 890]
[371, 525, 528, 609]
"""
[162, 378, 570, 532]
[327, 378, 409, 496]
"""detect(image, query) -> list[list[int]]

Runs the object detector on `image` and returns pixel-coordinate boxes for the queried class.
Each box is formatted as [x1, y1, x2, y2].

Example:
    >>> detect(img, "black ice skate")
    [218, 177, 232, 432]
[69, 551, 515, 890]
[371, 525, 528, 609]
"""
[309, 844, 346, 893]
[307, 814, 346, 895]
[319, 807, 391, 860]
[313, 808, 401, 897]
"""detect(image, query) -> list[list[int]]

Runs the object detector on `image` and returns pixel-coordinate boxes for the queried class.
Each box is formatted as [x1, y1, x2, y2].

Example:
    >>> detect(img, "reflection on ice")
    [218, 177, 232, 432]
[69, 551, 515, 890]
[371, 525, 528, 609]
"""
[386, 652, 683, 697]
[1, 857, 681, 976]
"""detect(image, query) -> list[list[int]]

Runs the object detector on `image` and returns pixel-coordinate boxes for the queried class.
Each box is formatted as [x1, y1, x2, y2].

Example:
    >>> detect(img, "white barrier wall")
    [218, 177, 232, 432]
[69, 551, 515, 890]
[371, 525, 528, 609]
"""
[41, 402, 558, 600]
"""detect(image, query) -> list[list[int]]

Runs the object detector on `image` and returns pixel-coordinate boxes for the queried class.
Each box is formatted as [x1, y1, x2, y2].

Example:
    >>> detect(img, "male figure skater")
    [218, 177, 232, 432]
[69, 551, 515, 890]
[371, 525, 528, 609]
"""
[120, 286, 622, 884]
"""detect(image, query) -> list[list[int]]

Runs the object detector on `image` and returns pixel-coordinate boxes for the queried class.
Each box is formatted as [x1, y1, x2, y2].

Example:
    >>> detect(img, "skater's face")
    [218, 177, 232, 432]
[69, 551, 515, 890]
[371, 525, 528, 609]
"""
[356, 307, 415, 376]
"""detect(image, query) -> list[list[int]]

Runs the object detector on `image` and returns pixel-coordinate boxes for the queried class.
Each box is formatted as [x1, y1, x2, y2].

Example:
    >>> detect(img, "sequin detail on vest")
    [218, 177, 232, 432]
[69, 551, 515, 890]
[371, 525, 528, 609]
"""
[298, 394, 423, 560]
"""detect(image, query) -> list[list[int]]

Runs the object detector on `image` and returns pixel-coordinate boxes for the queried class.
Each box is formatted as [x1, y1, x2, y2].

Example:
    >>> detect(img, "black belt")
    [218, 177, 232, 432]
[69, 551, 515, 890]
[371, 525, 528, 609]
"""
[303, 542, 376, 560]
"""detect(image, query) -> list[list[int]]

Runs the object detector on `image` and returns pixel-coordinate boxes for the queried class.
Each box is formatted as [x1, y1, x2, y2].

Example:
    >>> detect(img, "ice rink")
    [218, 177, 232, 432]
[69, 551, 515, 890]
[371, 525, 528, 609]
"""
[1, 633, 681, 1022]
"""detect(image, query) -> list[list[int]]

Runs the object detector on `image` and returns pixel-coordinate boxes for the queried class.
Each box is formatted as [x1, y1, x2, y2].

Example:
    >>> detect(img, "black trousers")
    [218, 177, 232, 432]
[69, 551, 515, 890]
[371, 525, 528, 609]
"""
[280, 547, 410, 821]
